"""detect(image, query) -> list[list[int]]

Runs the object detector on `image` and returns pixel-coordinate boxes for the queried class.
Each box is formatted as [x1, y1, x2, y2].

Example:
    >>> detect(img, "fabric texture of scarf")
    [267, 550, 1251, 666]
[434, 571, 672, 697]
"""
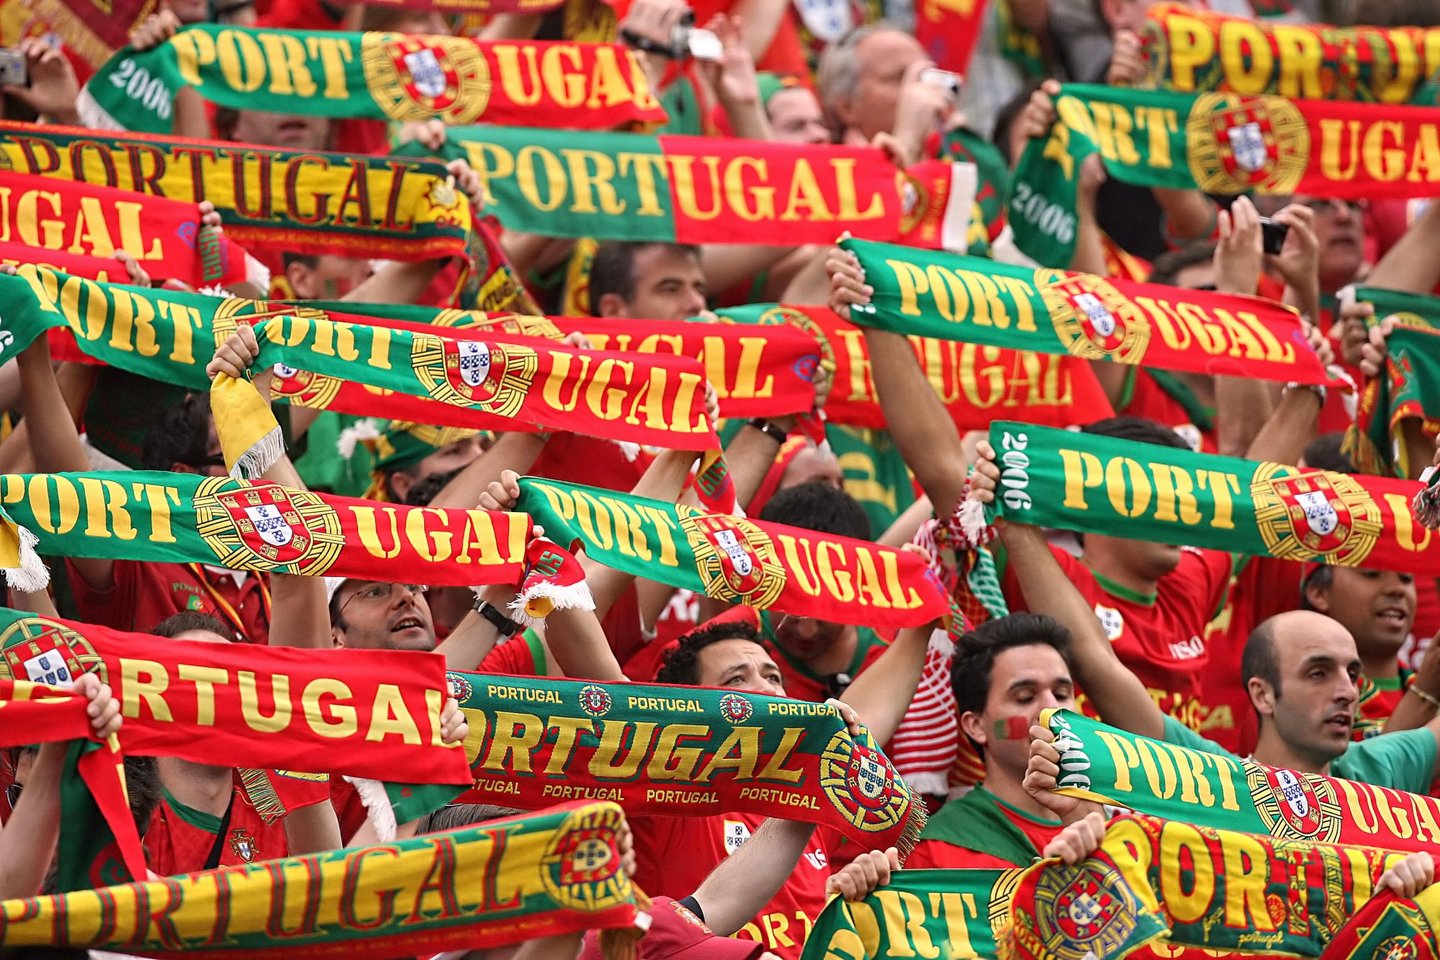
[0, 799, 646, 959]
[1346, 285, 1440, 477]
[841, 237, 1331, 385]
[80, 27, 666, 134]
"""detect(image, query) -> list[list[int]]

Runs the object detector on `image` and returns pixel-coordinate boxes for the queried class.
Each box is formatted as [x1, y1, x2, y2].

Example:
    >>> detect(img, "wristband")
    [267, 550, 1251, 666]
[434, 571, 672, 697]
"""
[1410, 684, 1440, 711]
[1284, 381, 1326, 406]
[474, 598, 522, 639]
[746, 418, 790, 445]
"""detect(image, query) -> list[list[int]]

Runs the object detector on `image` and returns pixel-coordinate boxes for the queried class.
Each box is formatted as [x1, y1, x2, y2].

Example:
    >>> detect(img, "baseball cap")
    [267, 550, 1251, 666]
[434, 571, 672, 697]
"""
[578, 898, 765, 960]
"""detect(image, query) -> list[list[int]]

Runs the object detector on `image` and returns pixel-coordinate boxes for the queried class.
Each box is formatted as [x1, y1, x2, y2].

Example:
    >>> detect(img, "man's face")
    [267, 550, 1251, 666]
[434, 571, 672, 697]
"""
[1085, 532, 1183, 582]
[1307, 568, 1415, 661]
[387, 436, 484, 503]
[332, 582, 436, 652]
[1298, 197, 1366, 292]
[287, 256, 374, 300]
[961, 645, 1074, 779]
[1262, 615, 1361, 766]
[835, 31, 927, 143]
[767, 87, 830, 145]
[771, 614, 847, 667]
[231, 110, 332, 151]
[604, 245, 707, 321]
[694, 637, 787, 697]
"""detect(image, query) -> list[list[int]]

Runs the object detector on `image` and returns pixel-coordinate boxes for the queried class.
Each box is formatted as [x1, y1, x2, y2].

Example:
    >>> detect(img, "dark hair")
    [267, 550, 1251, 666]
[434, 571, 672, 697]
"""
[951, 613, 1072, 717]
[151, 610, 233, 640]
[586, 242, 699, 314]
[656, 620, 764, 686]
[403, 465, 467, 507]
[1148, 242, 1217, 287]
[1300, 565, 1334, 612]
[1242, 617, 1284, 697]
[759, 481, 871, 540]
[283, 253, 321, 271]
[1303, 433, 1355, 474]
[1080, 416, 1189, 450]
[141, 394, 211, 471]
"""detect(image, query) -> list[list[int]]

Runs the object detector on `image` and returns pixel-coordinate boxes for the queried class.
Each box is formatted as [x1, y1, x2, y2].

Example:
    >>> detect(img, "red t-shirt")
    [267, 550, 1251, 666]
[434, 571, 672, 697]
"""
[145, 785, 288, 876]
[629, 812, 831, 960]
[1006, 546, 1232, 733]
[477, 630, 548, 676]
[66, 559, 271, 643]
[1198, 555, 1301, 754]
[906, 799, 1064, 870]
[1119, 371, 1217, 454]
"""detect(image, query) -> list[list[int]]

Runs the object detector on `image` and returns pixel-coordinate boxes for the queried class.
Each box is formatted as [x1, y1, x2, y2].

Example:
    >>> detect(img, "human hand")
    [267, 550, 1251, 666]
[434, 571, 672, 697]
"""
[75, 671, 122, 740]
[1378, 851, 1435, 898]
[477, 469, 523, 511]
[439, 697, 469, 744]
[825, 846, 901, 900]
[826, 240, 871, 322]
[1214, 196, 1263, 296]
[4, 38, 79, 124]
[1106, 30, 1144, 86]
[130, 10, 180, 50]
[206, 323, 262, 380]
[1041, 810, 1108, 864]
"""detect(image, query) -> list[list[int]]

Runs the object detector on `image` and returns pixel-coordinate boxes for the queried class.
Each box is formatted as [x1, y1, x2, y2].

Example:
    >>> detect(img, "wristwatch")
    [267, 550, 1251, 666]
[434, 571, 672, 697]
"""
[474, 598, 522, 638]
[746, 418, 790, 445]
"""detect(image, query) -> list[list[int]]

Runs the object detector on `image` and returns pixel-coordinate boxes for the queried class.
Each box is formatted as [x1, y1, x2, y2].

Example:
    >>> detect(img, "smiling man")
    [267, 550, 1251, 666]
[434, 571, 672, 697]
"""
[328, 580, 437, 652]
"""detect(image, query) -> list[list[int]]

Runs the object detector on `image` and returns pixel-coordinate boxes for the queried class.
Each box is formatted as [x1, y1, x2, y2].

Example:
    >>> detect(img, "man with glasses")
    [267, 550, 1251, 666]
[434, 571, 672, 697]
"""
[327, 579, 437, 653]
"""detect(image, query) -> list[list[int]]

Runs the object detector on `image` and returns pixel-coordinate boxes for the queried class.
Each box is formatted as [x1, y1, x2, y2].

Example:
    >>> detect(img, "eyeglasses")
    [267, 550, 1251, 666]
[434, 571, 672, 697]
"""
[338, 582, 428, 617]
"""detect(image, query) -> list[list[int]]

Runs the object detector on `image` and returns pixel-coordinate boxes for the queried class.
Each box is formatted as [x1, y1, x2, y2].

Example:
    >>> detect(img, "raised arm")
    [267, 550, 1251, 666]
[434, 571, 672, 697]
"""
[970, 441, 1166, 740]
[828, 247, 969, 516]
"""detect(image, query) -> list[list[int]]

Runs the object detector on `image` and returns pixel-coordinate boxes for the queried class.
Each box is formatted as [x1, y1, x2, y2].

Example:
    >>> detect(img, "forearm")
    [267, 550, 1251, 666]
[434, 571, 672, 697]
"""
[728, 423, 790, 510]
[691, 818, 817, 935]
[542, 604, 626, 681]
[864, 329, 968, 514]
[1243, 386, 1319, 464]
[1069, 198, 1108, 277]
[282, 800, 342, 856]
[428, 432, 547, 511]
[1369, 201, 1440, 293]
[718, 96, 773, 141]
[343, 259, 441, 306]
[1154, 189, 1217, 244]
[1213, 375, 1277, 459]
[438, 587, 510, 670]
[877, 494, 933, 548]
[0, 741, 63, 898]
[17, 351, 92, 474]
[839, 624, 930, 743]
[1000, 522, 1165, 739]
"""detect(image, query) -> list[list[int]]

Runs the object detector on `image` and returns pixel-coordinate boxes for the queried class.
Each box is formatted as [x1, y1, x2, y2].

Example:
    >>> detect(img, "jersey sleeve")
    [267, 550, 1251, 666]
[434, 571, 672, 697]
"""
[65, 557, 139, 631]
[1171, 547, 1237, 626]
[477, 629, 547, 677]
[1161, 714, 1235, 759]
[1334, 727, 1438, 794]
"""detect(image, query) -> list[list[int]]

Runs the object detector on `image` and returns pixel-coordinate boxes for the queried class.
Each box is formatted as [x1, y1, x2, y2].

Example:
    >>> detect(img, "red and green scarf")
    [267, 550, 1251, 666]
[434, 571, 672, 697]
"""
[1010, 84, 1440, 265]
[842, 237, 1331, 385]
[22, 0, 156, 69]
[976, 420, 1440, 576]
[0, 170, 257, 288]
[914, 0, 987, 78]
[517, 476, 950, 627]
[425, 124, 970, 249]
[0, 120, 472, 267]
[1347, 286, 1440, 477]
[0, 471, 586, 612]
[1325, 884, 1440, 960]
[1141, 3, 1440, 104]
[0, 799, 645, 959]
[1044, 708, 1440, 853]
[388, 671, 928, 855]
[81, 26, 665, 134]
[717, 301, 1116, 431]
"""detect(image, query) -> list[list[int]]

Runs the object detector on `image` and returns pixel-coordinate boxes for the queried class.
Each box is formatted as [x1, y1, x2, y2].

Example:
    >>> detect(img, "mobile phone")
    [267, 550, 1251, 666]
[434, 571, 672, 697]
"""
[0, 48, 27, 87]
[920, 67, 962, 102]
[1259, 217, 1289, 255]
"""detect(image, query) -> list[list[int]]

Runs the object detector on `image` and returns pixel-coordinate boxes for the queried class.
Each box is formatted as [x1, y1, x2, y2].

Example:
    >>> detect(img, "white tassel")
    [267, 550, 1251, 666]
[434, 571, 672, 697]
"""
[337, 419, 383, 459]
[958, 497, 988, 545]
[229, 427, 284, 481]
[509, 579, 595, 627]
[615, 440, 640, 462]
[345, 776, 397, 842]
[1329, 365, 1358, 420]
[4, 524, 50, 593]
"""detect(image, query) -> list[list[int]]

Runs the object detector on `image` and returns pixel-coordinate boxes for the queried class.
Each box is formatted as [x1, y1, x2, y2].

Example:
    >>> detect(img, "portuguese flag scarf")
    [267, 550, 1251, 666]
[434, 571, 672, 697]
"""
[1141, 3, 1440, 104]
[840, 237, 1331, 385]
[716, 301, 1116, 431]
[0, 120, 472, 266]
[1325, 884, 1440, 960]
[516, 476, 950, 627]
[209, 310, 719, 483]
[0, 472, 592, 619]
[972, 420, 1440, 576]
[0, 170, 256, 288]
[1347, 286, 1440, 477]
[0, 799, 646, 959]
[422, 124, 971, 249]
[1043, 708, 1440, 853]
[387, 671, 928, 855]
[80, 26, 665, 134]
[1009, 84, 1440, 265]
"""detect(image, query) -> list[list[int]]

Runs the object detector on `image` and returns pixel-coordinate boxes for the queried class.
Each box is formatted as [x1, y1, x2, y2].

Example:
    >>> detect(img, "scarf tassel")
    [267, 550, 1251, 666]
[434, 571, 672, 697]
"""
[345, 775, 398, 843]
[0, 514, 51, 592]
[598, 892, 653, 960]
[212, 373, 285, 480]
[509, 536, 595, 628]
[1414, 466, 1440, 531]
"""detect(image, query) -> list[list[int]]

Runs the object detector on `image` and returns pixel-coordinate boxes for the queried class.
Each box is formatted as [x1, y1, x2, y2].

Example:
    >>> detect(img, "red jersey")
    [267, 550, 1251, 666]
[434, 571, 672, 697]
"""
[1199, 556, 1301, 754]
[906, 799, 1063, 870]
[1006, 546, 1232, 733]
[66, 559, 271, 643]
[629, 812, 831, 960]
[145, 785, 288, 876]
[1118, 370, 1217, 454]
[477, 629, 547, 676]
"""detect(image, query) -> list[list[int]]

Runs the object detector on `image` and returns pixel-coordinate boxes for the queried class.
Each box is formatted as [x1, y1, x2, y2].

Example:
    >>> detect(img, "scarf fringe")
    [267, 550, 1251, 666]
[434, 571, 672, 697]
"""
[212, 373, 285, 480]
[615, 440, 640, 462]
[510, 579, 595, 628]
[337, 419, 383, 459]
[957, 497, 988, 545]
[1416, 466, 1440, 530]
[345, 776, 398, 842]
[74, 87, 121, 132]
[598, 890, 653, 960]
[229, 427, 284, 481]
[2, 522, 51, 592]
[896, 787, 930, 860]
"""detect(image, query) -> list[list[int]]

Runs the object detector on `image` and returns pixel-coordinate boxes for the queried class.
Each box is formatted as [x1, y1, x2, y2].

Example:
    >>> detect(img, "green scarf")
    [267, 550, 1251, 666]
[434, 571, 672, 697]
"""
[918, 785, 1050, 865]
[1346, 285, 1440, 477]
[975, 420, 1439, 577]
